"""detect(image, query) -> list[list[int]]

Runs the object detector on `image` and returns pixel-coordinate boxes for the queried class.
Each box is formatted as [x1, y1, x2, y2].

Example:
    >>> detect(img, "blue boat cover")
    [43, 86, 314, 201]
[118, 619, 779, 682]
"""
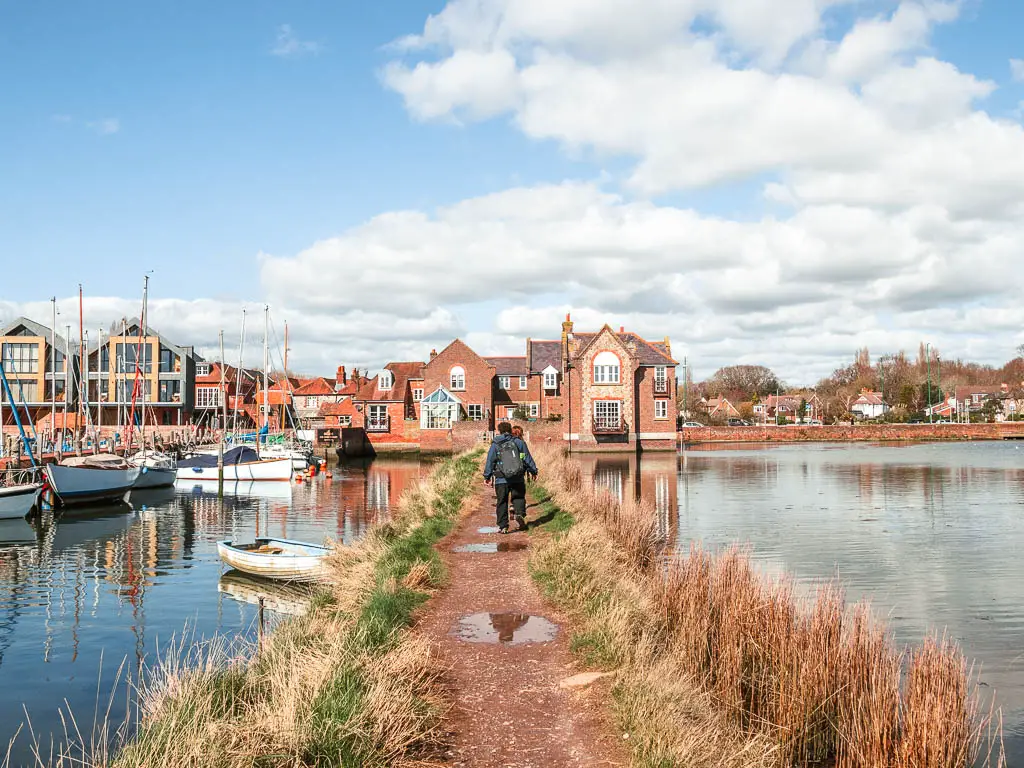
[177, 446, 261, 469]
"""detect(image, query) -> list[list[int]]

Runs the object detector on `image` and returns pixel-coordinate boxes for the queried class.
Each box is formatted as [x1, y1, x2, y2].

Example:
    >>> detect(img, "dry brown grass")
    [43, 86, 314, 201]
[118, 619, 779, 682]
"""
[6, 451, 480, 768]
[529, 444, 1003, 768]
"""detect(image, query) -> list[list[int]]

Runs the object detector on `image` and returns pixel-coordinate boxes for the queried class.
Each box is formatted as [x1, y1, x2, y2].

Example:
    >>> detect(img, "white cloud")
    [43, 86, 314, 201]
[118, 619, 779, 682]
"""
[1012, 58, 1024, 82]
[271, 24, 321, 58]
[87, 118, 120, 135]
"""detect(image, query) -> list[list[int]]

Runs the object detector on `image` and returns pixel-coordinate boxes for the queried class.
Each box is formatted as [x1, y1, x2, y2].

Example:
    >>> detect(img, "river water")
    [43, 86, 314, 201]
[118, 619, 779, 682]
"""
[578, 441, 1024, 763]
[0, 457, 426, 764]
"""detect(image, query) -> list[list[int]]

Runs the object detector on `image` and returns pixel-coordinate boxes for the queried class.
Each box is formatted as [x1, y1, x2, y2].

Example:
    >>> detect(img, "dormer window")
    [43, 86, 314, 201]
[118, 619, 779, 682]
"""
[542, 366, 558, 390]
[196, 362, 210, 376]
[379, 370, 393, 390]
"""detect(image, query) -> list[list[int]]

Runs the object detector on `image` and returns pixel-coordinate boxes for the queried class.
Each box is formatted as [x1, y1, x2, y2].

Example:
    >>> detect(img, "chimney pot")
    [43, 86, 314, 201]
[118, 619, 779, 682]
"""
[430, 349, 437, 360]
[619, 326, 624, 333]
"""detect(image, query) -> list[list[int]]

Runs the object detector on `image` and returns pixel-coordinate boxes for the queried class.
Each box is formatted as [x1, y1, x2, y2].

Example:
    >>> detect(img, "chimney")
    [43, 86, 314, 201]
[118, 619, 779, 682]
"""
[663, 336, 671, 356]
[337, 365, 347, 385]
[619, 325, 624, 333]
[561, 314, 574, 371]
[430, 348, 437, 361]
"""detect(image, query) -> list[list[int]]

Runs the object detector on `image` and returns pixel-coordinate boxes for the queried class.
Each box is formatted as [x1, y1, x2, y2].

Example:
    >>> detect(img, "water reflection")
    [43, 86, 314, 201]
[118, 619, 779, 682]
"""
[576, 452, 678, 541]
[0, 456, 425, 763]
[589, 442, 1024, 762]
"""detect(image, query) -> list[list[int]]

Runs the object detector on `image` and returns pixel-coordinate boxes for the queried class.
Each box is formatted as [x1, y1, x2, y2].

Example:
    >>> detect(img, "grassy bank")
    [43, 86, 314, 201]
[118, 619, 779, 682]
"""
[59, 450, 480, 768]
[527, 444, 1002, 768]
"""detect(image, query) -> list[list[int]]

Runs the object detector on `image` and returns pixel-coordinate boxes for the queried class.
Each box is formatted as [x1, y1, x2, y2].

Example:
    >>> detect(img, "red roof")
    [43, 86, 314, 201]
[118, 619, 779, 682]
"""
[355, 362, 423, 403]
[293, 377, 336, 396]
[485, 356, 529, 376]
[320, 400, 358, 417]
[852, 390, 886, 406]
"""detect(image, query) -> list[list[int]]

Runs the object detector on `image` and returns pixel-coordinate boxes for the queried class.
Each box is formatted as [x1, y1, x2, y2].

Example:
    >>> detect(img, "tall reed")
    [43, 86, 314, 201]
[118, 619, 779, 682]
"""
[529, 444, 1002, 767]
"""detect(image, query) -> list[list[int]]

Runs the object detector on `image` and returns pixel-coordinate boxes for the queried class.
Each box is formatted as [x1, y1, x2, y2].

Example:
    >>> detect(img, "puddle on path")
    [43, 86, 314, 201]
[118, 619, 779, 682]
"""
[453, 541, 528, 553]
[452, 612, 559, 645]
[477, 526, 500, 534]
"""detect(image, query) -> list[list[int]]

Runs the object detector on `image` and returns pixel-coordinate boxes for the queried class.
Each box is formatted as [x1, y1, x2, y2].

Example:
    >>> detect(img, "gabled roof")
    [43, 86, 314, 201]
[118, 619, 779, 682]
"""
[0, 317, 71, 354]
[852, 391, 886, 406]
[94, 317, 194, 357]
[485, 356, 528, 376]
[293, 377, 336, 396]
[320, 400, 358, 417]
[527, 340, 562, 374]
[422, 385, 461, 404]
[571, 328, 678, 366]
[954, 385, 1005, 400]
[354, 362, 423, 403]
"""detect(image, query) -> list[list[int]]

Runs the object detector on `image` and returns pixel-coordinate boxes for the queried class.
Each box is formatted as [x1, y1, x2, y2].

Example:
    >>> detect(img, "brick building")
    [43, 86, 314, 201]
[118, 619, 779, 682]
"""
[351, 362, 424, 446]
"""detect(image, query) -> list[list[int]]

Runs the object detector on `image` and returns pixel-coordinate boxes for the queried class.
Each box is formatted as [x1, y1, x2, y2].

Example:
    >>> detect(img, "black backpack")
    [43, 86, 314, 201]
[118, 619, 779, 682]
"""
[496, 438, 524, 479]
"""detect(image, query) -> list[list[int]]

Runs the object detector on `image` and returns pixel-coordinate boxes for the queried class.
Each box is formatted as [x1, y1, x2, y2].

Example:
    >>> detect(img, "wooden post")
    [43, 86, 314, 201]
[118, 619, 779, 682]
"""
[257, 596, 265, 655]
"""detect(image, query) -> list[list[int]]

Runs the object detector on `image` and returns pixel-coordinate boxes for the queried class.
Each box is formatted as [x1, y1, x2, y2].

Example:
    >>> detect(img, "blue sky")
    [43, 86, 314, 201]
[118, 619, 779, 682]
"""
[3, 1, 1024, 381]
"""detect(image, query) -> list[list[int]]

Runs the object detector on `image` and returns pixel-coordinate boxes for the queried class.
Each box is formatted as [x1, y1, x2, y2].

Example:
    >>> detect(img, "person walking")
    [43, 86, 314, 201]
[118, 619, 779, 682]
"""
[484, 421, 538, 534]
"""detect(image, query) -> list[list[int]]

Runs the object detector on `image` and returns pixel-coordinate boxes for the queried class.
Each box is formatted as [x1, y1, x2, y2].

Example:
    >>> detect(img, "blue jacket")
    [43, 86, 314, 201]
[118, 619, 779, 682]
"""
[483, 434, 538, 484]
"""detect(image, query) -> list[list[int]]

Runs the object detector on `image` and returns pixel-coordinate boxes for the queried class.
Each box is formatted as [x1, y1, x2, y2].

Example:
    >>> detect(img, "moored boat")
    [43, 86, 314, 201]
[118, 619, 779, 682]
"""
[216, 536, 329, 582]
[0, 483, 41, 520]
[44, 455, 140, 507]
[176, 446, 293, 482]
[129, 450, 177, 489]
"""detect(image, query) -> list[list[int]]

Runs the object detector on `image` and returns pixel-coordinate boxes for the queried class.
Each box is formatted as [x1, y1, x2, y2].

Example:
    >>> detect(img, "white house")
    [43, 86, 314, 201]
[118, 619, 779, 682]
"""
[850, 389, 888, 419]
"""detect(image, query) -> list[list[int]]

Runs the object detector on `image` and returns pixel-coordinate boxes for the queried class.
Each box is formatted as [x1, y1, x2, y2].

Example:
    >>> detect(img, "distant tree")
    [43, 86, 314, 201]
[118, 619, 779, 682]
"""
[919, 382, 944, 410]
[709, 365, 782, 401]
[799, 398, 808, 422]
[899, 384, 917, 409]
[982, 397, 1002, 422]
[512, 405, 530, 421]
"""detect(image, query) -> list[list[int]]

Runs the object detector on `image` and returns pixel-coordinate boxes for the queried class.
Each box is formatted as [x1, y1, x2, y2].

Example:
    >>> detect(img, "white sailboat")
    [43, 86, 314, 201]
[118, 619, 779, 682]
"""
[0, 482, 41, 520]
[175, 446, 292, 481]
[126, 276, 176, 489]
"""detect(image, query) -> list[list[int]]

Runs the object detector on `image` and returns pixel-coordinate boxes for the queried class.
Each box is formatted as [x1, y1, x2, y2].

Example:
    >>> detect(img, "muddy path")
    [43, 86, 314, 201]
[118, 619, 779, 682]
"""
[417, 486, 627, 768]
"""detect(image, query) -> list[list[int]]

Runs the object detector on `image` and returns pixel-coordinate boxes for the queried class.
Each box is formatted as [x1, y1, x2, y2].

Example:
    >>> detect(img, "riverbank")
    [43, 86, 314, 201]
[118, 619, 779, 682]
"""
[682, 421, 1024, 444]
[24, 450, 481, 768]
[526, 444, 1003, 766]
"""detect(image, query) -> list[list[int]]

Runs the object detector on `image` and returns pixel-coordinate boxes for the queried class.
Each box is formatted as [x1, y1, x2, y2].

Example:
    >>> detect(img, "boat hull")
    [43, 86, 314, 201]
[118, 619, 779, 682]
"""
[217, 537, 329, 582]
[44, 464, 140, 506]
[0, 484, 40, 520]
[177, 457, 293, 482]
[132, 466, 177, 489]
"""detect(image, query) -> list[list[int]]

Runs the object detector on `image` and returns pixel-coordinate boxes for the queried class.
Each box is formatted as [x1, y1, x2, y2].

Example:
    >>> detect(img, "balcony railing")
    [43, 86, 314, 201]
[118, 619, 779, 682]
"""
[366, 415, 390, 432]
[593, 416, 627, 434]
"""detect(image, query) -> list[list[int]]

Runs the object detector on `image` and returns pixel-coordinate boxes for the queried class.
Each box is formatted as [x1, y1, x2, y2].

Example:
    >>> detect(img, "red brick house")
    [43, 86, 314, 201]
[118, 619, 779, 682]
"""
[351, 362, 423, 447]
[486, 356, 538, 421]
[192, 362, 259, 429]
[419, 340, 495, 450]
[525, 316, 677, 449]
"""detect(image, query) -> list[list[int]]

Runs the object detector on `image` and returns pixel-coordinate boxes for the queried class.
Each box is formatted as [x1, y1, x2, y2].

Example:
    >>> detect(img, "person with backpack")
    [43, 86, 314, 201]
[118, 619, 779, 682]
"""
[484, 421, 538, 534]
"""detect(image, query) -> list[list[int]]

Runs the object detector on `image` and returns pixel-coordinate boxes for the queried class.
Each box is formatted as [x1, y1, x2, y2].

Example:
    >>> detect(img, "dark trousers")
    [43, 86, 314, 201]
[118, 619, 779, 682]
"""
[495, 478, 527, 530]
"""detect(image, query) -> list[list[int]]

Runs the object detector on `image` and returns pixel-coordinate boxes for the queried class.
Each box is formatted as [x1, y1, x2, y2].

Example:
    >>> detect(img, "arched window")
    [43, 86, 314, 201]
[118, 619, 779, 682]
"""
[593, 351, 621, 384]
[450, 366, 466, 390]
[379, 370, 393, 390]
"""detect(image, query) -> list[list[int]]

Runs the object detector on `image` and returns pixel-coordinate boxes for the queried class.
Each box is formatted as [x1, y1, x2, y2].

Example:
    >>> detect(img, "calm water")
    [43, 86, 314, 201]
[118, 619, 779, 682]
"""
[0, 457, 425, 763]
[579, 441, 1024, 763]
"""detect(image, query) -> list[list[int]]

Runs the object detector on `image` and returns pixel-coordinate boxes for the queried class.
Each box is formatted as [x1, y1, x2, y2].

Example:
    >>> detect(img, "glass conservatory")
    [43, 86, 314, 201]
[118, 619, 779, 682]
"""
[420, 386, 462, 430]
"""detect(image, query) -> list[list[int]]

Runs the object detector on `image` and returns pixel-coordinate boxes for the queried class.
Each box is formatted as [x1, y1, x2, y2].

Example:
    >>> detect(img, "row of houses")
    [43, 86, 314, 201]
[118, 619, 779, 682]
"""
[1, 314, 680, 451]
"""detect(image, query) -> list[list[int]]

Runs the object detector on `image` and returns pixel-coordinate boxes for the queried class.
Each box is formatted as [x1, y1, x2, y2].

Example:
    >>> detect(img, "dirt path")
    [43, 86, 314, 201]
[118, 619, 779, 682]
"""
[418, 486, 628, 768]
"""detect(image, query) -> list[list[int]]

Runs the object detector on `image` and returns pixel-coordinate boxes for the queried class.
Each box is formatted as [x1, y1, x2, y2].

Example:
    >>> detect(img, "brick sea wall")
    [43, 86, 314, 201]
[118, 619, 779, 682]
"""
[681, 422, 1024, 443]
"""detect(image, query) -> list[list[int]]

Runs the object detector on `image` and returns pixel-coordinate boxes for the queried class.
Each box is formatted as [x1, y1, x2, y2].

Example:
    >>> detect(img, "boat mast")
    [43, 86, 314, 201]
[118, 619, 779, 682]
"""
[262, 305, 269, 453]
[233, 309, 246, 434]
[50, 297, 56, 451]
[281, 320, 288, 434]
[63, 323, 71, 451]
[78, 285, 84, 453]
[139, 275, 149, 451]
[96, 325, 102, 437]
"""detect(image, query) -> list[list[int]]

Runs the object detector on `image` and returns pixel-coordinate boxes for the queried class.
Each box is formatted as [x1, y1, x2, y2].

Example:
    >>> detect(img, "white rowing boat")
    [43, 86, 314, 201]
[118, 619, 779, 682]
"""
[0, 483, 41, 520]
[45, 455, 140, 507]
[216, 537, 330, 582]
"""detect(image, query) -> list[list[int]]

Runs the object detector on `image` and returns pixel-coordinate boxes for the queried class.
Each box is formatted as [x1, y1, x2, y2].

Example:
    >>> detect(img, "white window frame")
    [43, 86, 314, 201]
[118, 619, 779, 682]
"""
[412, 387, 423, 402]
[594, 399, 622, 429]
[529, 403, 539, 418]
[379, 371, 393, 390]
[467, 404, 483, 421]
[367, 404, 389, 430]
[519, 375, 528, 390]
[543, 371, 557, 390]
[593, 351, 621, 385]
[196, 386, 221, 408]
[195, 362, 210, 377]
[498, 375, 511, 390]
[450, 366, 466, 391]
[338, 414, 352, 427]
[654, 365, 667, 393]
[654, 400, 668, 420]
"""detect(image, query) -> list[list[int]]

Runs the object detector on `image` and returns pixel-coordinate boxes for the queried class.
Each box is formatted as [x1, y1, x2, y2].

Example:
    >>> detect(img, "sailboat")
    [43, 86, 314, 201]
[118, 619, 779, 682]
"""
[175, 308, 292, 483]
[45, 286, 142, 507]
[125, 276, 176, 489]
